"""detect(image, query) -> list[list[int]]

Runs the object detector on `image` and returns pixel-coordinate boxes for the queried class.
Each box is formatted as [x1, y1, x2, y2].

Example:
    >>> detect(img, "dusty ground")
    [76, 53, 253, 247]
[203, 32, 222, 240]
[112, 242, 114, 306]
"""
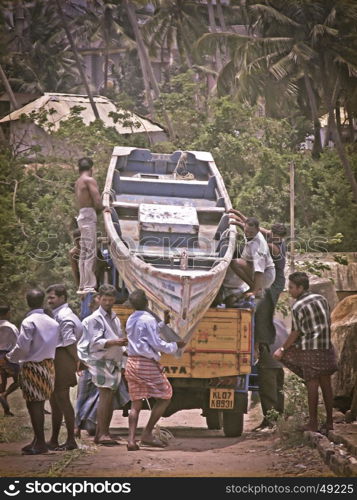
[0, 392, 334, 477]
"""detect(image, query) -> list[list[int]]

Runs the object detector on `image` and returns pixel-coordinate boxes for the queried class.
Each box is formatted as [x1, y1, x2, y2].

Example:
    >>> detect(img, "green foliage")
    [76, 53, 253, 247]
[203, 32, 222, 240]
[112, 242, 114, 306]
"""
[0, 107, 150, 324]
[188, 97, 357, 251]
[0, 148, 79, 323]
[156, 70, 207, 148]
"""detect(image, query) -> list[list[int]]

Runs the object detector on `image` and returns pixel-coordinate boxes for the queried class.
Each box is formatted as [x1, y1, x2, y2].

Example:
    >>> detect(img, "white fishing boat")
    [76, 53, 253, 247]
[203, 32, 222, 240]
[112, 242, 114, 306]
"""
[103, 147, 237, 342]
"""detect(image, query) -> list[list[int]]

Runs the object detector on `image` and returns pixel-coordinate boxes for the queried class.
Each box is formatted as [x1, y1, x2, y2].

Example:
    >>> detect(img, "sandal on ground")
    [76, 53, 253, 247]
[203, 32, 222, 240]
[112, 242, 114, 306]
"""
[22, 447, 48, 455]
[55, 443, 78, 451]
[46, 442, 60, 451]
[95, 438, 120, 446]
[140, 438, 167, 448]
[127, 443, 140, 451]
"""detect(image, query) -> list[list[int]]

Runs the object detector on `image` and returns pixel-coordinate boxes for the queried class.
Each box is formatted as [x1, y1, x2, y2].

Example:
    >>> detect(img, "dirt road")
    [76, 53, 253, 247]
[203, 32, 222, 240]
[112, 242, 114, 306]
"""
[0, 400, 333, 477]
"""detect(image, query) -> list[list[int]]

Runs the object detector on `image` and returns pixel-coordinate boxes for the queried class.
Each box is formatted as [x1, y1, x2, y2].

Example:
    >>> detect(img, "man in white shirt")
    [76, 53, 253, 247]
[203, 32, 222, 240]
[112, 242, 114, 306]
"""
[6, 289, 59, 455]
[229, 216, 276, 298]
[125, 290, 185, 451]
[79, 284, 127, 446]
[0, 305, 20, 416]
[46, 284, 83, 451]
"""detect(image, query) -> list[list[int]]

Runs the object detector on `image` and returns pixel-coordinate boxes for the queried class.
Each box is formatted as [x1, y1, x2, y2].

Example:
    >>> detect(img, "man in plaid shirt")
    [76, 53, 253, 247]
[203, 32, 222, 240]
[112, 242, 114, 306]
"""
[274, 272, 338, 433]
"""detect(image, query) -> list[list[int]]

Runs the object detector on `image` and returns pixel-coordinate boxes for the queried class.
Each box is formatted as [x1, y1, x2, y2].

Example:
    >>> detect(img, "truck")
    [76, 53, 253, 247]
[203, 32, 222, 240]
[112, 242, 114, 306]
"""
[113, 304, 256, 437]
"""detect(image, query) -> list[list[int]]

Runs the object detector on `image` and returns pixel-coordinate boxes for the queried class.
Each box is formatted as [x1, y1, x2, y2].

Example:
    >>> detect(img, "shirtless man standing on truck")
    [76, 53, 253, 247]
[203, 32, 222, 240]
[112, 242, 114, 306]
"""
[75, 157, 105, 294]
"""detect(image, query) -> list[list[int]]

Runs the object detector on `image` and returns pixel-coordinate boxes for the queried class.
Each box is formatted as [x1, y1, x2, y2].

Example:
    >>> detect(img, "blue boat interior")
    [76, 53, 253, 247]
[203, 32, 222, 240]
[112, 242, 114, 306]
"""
[108, 149, 231, 270]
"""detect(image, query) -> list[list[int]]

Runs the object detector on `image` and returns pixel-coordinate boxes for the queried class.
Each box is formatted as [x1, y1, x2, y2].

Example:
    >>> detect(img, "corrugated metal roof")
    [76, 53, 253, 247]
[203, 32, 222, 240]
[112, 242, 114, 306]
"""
[0, 93, 164, 135]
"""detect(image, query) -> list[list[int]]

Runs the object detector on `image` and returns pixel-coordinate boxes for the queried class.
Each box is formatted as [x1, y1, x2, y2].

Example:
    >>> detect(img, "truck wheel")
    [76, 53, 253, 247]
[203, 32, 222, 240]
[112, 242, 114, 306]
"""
[223, 411, 244, 437]
[206, 411, 222, 430]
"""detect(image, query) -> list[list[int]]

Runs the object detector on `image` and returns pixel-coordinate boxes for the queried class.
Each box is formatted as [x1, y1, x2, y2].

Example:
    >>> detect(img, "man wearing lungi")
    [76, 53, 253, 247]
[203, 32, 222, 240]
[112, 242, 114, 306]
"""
[274, 272, 338, 433]
[0, 305, 20, 416]
[6, 289, 59, 455]
[46, 284, 83, 451]
[75, 157, 103, 295]
[125, 290, 185, 451]
[79, 284, 128, 445]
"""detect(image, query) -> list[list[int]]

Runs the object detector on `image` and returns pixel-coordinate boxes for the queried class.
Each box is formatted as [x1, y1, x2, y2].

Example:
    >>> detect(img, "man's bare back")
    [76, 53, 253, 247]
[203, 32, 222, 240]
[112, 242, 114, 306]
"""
[75, 173, 103, 211]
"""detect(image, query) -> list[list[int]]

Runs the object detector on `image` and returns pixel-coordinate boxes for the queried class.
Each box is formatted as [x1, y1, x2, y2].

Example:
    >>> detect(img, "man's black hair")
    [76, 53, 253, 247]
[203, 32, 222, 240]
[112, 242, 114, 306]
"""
[0, 305, 10, 316]
[245, 216, 260, 229]
[98, 284, 116, 297]
[128, 290, 148, 310]
[289, 272, 309, 291]
[78, 157, 93, 173]
[26, 289, 45, 309]
[271, 223, 287, 237]
[46, 284, 68, 302]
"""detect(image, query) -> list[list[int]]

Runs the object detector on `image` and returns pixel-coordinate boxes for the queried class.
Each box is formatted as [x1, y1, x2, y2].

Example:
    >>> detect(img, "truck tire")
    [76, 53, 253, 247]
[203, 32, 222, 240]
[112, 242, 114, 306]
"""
[223, 411, 244, 437]
[206, 411, 222, 430]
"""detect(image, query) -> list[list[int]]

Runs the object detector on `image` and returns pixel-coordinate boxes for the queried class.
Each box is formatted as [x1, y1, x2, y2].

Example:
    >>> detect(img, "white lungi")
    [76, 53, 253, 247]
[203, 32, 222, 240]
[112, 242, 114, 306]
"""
[77, 207, 97, 291]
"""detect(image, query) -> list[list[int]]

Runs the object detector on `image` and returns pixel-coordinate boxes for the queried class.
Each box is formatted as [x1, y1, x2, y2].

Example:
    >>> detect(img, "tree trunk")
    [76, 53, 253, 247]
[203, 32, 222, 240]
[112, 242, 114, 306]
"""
[346, 102, 355, 143]
[323, 112, 333, 147]
[320, 68, 357, 203]
[55, 0, 100, 121]
[216, 0, 227, 31]
[330, 112, 357, 202]
[0, 64, 19, 110]
[14, 1, 25, 50]
[336, 104, 342, 138]
[303, 73, 322, 158]
[207, 0, 222, 72]
[124, 0, 175, 139]
[104, 50, 109, 93]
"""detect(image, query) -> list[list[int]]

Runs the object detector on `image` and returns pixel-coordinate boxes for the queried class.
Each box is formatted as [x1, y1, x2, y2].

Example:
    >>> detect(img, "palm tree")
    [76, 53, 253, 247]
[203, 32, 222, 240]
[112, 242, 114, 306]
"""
[123, 0, 175, 139]
[55, 0, 100, 120]
[0, 0, 82, 94]
[142, 0, 206, 69]
[197, 0, 357, 202]
[82, 1, 136, 94]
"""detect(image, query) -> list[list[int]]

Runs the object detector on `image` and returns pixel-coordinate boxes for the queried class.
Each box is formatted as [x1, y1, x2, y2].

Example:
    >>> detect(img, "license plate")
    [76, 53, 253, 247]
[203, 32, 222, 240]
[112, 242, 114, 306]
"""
[209, 388, 235, 410]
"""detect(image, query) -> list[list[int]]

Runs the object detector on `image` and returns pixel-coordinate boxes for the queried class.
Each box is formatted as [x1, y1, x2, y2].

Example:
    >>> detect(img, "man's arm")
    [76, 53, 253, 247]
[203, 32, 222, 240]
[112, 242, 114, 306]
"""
[229, 209, 270, 236]
[6, 321, 33, 363]
[145, 320, 180, 355]
[228, 208, 247, 222]
[273, 330, 300, 360]
[251, 272, 264, 297]
[87, 178, 103, 212]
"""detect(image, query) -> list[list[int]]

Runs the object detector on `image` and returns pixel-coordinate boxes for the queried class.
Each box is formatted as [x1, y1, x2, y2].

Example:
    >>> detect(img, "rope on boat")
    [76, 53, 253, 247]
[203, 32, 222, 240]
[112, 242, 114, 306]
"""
[174, 151, 195, 180]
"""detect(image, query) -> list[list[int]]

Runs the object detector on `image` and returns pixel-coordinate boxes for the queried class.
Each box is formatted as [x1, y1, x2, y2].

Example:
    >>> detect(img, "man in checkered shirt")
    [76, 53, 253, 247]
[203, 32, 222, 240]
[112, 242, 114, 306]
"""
[274, 272, 338, 434]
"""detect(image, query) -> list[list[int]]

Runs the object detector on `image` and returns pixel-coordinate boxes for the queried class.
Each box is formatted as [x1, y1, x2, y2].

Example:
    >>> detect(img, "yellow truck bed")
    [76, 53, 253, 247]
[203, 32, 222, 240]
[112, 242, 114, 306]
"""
[113, 306, 253, 379]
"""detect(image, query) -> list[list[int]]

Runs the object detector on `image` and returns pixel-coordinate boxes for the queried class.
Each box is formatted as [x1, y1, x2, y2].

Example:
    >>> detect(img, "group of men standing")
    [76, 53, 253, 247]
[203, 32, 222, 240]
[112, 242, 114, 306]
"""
[0, 283, 184, 454]
[0, 155, 339, 458]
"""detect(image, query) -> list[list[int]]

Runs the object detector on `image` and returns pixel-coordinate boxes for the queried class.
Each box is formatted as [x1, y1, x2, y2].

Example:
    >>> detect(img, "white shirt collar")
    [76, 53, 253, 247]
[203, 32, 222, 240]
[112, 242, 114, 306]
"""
[99, 305, 116, 320]
[52, 303, 68, 316]
[26, 308, 44, 317]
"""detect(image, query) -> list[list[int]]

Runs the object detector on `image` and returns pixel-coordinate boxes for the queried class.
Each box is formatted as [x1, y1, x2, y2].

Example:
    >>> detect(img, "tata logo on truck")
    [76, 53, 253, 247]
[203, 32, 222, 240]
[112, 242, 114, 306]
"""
[164, 366, 187, 375]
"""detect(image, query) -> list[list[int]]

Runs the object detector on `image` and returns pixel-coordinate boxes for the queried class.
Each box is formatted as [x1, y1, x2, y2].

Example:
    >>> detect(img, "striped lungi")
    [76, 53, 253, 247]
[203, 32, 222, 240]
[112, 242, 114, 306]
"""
[19, 359, 55, 402]
[282, 346, 338, 382]
[86, 359, 121, 391]
[125, 356, 172, 401]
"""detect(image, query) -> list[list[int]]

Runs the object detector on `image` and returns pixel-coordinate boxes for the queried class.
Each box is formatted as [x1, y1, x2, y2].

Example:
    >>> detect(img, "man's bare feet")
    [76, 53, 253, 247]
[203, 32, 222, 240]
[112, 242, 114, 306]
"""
[94, 434, 119, 446]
